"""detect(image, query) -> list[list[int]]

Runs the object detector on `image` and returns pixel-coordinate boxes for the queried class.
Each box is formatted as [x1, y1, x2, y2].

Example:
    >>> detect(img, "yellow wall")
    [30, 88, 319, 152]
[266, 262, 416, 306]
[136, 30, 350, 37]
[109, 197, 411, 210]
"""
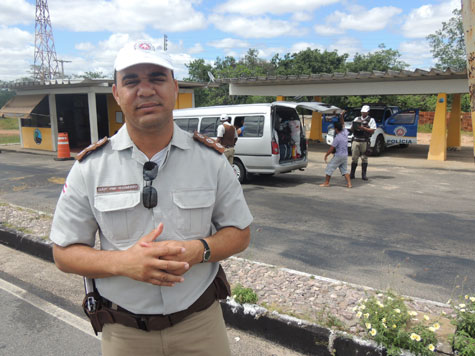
[107, 92, 194, 136]
[107, 94, 124, 137]
[21, 127, 53, 151]
[175, 92, 193, 109]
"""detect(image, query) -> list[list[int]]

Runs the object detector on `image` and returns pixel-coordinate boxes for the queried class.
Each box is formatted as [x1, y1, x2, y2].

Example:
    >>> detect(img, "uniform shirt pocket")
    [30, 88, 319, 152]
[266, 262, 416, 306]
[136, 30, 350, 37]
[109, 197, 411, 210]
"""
[172, 189, 215, 238]
[94, 191, 141, 243]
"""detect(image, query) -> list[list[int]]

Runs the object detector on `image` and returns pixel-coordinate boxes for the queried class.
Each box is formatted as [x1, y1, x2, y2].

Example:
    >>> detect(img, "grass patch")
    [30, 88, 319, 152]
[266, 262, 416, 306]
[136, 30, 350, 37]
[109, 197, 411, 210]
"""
[0, 135, 20, 144]
[417, 123, 433, 133]
[0, 117, 19, 130]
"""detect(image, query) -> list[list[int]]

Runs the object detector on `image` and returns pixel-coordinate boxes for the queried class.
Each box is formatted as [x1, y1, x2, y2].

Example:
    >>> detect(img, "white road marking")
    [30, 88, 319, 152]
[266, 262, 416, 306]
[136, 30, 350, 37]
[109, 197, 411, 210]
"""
[0, 277, 100, 340]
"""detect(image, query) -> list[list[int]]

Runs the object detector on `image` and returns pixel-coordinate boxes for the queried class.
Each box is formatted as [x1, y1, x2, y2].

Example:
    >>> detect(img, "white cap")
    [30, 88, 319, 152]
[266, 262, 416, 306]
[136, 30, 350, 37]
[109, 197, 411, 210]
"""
[220, 115, 228, 122]
[114, 41, 174, 72]
[361, 105, 370, 113]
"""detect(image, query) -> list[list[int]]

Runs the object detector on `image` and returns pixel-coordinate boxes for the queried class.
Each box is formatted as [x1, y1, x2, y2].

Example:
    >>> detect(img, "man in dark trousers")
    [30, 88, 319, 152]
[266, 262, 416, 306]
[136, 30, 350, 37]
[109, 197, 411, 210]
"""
[216, 115, 238, 165]
[350, 105, 376, 180]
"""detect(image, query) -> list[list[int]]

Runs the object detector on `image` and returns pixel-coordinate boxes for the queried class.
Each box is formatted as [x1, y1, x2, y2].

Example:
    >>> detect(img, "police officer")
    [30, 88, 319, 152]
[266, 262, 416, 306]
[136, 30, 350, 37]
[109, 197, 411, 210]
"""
[216, 115, 238, 165]
[350, 105, 376, 180]
[50, 41, 253, 356]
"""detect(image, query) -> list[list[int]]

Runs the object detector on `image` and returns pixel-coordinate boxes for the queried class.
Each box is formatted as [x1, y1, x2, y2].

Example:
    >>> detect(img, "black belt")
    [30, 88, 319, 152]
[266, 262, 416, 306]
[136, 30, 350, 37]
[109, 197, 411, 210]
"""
[84, 265, 231, 333]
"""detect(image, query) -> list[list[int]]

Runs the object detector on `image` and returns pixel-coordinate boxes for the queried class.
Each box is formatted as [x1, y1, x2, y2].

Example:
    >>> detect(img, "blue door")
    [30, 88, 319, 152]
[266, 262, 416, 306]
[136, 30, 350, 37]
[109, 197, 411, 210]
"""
[383, 109, 419, 145]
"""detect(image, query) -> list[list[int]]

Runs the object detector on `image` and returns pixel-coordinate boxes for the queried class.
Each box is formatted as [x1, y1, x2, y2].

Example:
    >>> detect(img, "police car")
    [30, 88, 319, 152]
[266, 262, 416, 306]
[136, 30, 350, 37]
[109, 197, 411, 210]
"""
[324, 104, 419, 156]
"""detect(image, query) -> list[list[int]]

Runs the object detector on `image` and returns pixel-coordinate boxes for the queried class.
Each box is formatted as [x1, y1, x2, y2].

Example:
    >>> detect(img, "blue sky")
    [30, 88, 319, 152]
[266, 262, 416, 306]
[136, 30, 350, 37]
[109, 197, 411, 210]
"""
[0, 0, 460, 81]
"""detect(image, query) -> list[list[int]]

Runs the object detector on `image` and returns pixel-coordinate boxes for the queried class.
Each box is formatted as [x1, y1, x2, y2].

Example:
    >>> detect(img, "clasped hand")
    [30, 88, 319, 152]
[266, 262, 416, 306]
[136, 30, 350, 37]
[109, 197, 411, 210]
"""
[122, 223, 198, 287]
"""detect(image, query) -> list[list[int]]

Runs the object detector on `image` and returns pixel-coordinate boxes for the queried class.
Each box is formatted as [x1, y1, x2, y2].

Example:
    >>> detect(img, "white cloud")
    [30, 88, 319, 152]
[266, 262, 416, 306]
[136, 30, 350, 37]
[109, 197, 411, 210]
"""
[290, 42, 324, 53]
[328, 37, 362, 59]
[0, 27, 34, 81]
[256, 47, 286, 59]
[215, 0, 338, 15]
[399, 40, 435, 69]
[48, 0, 207, 33]
[317, 6, 403, 34]
[209, 15, 302, 38]
[75, 42, 94, 51]
[208, 38, 250, 49]
[0, 0, 34, 26]
[188, 43, 204, 54]
[292, 12, 313, 22]
[401, 0, 460, 39]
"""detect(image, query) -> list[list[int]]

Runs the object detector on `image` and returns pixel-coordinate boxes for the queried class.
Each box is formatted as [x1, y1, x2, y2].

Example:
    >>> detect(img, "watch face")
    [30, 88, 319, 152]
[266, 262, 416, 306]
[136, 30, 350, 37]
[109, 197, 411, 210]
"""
[204, 249, 211, 262]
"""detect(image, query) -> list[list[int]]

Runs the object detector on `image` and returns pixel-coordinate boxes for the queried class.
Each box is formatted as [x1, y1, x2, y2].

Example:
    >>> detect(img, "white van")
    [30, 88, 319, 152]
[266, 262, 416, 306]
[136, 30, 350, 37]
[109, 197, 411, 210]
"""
[173, 102, 342, 183]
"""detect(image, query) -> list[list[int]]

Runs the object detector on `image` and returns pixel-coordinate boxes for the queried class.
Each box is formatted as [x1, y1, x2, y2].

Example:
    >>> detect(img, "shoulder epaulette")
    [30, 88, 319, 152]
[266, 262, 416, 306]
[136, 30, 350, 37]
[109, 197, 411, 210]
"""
[193, 131, 225, 154]
[76, 137, 109, 162]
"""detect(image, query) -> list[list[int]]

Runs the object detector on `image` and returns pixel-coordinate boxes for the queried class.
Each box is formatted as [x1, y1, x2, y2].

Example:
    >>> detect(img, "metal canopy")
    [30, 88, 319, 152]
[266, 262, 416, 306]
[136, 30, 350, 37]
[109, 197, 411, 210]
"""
[219, 68, 469, 96]
[0, 94, 46, 117]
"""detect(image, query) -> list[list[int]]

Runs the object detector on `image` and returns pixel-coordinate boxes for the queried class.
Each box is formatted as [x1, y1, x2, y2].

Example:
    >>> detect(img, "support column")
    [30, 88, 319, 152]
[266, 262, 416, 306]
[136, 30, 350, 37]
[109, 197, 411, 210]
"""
[428, 93, 447, 161]
[461, 0, 475, 161]
[447, 94, 461, 149]
[48, 94, 58, 151]
[87, 91, 99, 144]
[276, 96, 285, 101]
[309, 96, 323, 141]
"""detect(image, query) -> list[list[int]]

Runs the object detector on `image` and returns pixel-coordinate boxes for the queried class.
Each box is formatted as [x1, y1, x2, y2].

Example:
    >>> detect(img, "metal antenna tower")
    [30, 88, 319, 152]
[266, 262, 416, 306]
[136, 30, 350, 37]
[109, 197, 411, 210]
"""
[33, 0, 60, 81]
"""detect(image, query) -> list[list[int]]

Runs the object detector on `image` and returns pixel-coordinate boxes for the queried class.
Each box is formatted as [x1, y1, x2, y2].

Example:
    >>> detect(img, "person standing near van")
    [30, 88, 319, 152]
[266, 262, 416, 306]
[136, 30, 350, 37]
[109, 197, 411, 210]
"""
[321, 111, 352, 188]
[350, 105, 376, 180]
[49, 40, 252, 356]
[217, 116, 238, 165]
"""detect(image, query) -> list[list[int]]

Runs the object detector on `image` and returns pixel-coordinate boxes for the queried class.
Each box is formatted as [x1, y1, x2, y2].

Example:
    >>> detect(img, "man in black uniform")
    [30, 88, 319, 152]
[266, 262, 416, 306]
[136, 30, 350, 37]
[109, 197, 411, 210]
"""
[350, 105, 376, 180]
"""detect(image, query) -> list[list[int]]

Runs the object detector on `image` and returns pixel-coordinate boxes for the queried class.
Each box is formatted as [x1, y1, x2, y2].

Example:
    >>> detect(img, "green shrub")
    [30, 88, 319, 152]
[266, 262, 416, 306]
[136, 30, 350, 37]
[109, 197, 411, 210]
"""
[355, 291, 438, 356]
[232, 283, 258, 304]
[451, 294, 475, 356]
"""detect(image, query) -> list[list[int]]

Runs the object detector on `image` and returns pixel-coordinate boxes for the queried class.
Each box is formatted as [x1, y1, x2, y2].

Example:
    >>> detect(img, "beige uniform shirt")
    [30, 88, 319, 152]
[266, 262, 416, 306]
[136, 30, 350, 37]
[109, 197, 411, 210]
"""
[50, 124, 253, 314]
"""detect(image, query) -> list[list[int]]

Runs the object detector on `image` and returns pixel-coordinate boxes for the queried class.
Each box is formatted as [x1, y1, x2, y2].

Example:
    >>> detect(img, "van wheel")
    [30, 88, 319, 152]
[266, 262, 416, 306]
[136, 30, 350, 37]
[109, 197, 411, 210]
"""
[372, 135, 385, 156]
[232, 160, 247, 184]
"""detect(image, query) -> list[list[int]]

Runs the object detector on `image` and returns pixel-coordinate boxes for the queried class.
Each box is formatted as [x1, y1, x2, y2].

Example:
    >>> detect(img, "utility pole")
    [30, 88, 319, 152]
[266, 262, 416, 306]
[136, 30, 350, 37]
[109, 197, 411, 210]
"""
[461, 0, 475, 161]
[33, 0, 60, 81]
[56, 59, 72, 79]
[164, 34, 168, 51]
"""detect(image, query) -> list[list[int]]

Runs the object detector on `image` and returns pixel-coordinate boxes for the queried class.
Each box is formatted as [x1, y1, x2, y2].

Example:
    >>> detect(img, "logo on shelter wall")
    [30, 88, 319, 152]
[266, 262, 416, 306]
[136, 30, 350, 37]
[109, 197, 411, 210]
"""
[34, 128, 42, 144]
[394, 126, 407, 137]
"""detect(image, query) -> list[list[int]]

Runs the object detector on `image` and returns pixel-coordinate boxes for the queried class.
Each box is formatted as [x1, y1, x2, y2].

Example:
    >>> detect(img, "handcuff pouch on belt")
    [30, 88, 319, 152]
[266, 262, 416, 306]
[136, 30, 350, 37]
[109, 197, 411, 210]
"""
[82, 264, 231, 335]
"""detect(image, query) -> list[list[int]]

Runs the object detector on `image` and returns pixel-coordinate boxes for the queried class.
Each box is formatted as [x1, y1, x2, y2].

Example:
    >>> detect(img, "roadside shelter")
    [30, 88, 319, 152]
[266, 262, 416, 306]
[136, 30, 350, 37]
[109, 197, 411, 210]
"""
[0, 79, 208, 152]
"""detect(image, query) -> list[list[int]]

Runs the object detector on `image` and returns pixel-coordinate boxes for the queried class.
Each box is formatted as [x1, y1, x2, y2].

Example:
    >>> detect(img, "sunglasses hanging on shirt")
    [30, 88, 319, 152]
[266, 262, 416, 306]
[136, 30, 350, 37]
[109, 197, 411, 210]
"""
[142, 161, 158, 209]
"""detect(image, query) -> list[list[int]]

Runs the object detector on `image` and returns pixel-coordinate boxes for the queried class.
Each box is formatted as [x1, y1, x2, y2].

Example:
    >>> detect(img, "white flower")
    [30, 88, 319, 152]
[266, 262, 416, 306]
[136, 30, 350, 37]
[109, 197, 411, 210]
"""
[429, 326, 436, 332]
[441, 311, 447, 315]
[382, 323, 387, 329]
[377, 301, 384, 308]
[356, 311, 362, 318]
[394, 308, 401, 313]
[465, 295, 469, 300]
[364, 313, 369, 319]
[382, 318, 386, 323]
[359, 305, 366, 310]
[370, 328, 377, 336]
[377, 293, 383, 297]
[409, 311, 418, 317]
[365, 322, 372, 329]
[352, 306, 358, 312]
[410, 333, 421, 342]
[423, 315, 430, 321]
[461, 309, 466, 312]
[432, 323, 440, 330]
[387, 296, 393, 301]
[428, 344, 435, 352]
[459, 303, 466, 308]
[470, 296, 475, 302]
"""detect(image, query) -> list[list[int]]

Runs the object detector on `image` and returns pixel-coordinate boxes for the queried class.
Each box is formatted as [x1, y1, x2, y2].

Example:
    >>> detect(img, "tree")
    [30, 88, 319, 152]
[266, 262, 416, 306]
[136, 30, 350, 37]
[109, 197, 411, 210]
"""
[426, 9, 466, 71]
[345, 44, 408, 72]
[271, 48, 348, 75]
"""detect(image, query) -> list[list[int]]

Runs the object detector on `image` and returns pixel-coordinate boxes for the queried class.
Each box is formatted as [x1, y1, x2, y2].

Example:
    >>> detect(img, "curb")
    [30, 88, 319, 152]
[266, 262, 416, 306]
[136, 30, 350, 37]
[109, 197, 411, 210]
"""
[0, 227, 386, 356]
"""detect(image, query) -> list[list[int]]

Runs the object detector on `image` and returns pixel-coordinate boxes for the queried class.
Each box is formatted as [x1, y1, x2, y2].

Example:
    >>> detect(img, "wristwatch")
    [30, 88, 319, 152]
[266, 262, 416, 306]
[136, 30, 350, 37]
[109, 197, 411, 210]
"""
[199, 239, 211, 263]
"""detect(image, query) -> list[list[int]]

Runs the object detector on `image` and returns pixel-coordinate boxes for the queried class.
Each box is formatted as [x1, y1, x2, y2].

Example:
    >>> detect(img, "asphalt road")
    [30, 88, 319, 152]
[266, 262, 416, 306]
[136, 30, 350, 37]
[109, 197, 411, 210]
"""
[0, 144, 474, 303]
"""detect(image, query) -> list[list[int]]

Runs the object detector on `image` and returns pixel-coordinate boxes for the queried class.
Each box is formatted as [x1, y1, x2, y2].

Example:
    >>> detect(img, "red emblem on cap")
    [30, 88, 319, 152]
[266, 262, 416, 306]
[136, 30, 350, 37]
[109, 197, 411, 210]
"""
[135, 42, 154, 51]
